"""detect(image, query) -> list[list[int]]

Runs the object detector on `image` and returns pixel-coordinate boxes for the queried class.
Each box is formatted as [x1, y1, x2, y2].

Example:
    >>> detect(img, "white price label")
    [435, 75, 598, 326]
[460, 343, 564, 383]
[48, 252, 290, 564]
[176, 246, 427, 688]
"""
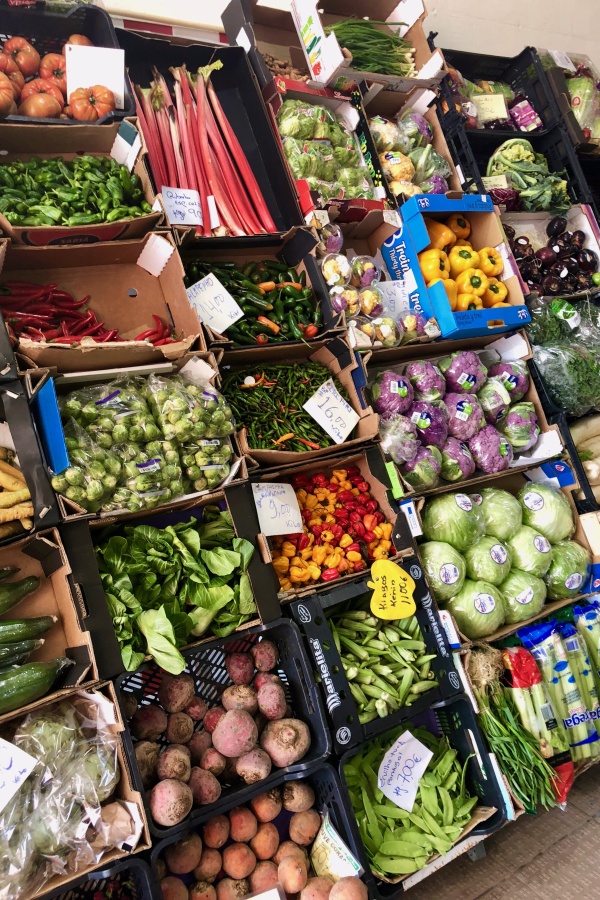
[303, 379, 359, 444]
[383, 209, 402, 227]
[186, 274, 244, 335]
[0, 737, 37, 814]
[252, 483, 303, 537]
[65, 45, 125, 108]
[162, 187, 203, 225]
[549, 50, 577, 71]
[377, 729, 433, 812]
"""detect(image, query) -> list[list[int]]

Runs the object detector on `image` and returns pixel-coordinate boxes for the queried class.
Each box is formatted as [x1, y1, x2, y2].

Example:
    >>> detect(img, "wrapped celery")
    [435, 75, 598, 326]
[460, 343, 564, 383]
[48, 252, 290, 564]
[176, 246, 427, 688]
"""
[557, 622, 600, 738]
[574, 598, 600, 693]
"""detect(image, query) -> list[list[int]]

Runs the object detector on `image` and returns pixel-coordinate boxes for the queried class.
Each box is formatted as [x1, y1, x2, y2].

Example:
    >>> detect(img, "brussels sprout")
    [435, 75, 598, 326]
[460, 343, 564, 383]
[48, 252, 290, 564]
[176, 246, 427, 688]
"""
[193, 477, 209, 492]
[165, 449, 180, 465]
[205, 466, 228, 488]
[64, 467, 85, 486]
[51, 474, 68, 493]
[86, 481, 105, 501]
[97, 416, 114, 432]
[111, 423, 130, 444]
[96, 433, 113, 450]
[64, 397, 82, 417]
[65, 436, 79, 452]
[65, 485, 86, 502]
[104, 474, 118, 491]
[105, 457, 122, 477]
[88, 461, 106, 479]
[191, 421, 207, 438]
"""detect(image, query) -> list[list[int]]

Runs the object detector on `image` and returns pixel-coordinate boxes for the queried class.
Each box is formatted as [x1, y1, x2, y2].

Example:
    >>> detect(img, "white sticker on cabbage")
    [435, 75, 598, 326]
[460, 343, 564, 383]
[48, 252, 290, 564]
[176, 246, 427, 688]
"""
[533, 535, 551, 553]
[523, 491, 544, 511]
[490, 544, 508, 565]
[516, 587, 534, 605]
[565, 572, 583, 590]
[474, 593, 496, 614]
[440, 564, 460, 585]
[455, 493, 472, 512]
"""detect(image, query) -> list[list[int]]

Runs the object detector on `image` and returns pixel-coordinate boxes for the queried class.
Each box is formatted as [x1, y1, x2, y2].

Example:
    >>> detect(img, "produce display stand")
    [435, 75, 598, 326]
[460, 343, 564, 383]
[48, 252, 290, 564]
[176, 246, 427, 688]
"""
[0, 2, 599, 898]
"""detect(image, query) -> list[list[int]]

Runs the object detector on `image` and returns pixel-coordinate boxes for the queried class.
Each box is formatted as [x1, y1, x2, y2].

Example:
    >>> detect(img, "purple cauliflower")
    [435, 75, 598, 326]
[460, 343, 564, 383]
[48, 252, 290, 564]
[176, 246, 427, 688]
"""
[371, 370, 414, 418]
[405, 360, 446, 403]
[488, 360, 530, 402]
[439, 350, 488, 393]
[477, 378, 512, 425]
[398, 109, 433, 148]
[420, 174, 449, 194]
[500, 402, 540, 451]
[401, 444, 442, 488]
[441, 437, 476, 483]
[409, 400, 448, 449]
[445, 392, 485, 440]
[469, 425, 514, 474]
[379, 415, 419, 464]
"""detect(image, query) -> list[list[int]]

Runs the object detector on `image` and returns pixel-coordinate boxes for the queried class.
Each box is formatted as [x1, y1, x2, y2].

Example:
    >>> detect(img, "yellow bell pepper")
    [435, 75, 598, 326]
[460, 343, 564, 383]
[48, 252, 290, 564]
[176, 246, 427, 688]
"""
[418, 248, 450, 283]
[492, 301, 512, 307]
[483, 278, 508, 308]
[456, 293, 483, 311]
[429, 277, 458, 311]
[380, 523, 393, 540]
[478, 246, 503, 277]
[272, 556, 289, 575]
[455, 238, 473, 247]
[446, 213, 471, 240]
[449, 245, 480, 277]
[455, 268, 489, 297]
[423, 217, 456, 251]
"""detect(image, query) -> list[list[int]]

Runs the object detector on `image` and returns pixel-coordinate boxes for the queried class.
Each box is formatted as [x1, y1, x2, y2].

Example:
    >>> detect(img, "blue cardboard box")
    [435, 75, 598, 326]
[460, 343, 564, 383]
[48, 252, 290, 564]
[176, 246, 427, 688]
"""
[382, 193, 531, 339]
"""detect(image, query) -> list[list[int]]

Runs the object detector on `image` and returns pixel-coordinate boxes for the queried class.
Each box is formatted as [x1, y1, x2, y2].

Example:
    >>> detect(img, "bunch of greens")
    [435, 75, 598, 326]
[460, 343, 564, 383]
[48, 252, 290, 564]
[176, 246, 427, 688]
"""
[486, 139, 570, 212]
[325, 18, 416, 78]
[95, 509, 256, 673]
[533, 343, 600, 416]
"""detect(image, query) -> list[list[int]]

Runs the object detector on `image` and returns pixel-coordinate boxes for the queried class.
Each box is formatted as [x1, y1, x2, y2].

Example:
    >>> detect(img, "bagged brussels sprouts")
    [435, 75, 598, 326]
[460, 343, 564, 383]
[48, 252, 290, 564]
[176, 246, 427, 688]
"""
[507, 525, 553, 576]
[465, 535, 512, 585]
[62, 377, 159, 448]
[476, 487, 523, 542]
[421, 491, 484, 552]
[544, 540, 591, 599]
[103, 440, 184, 513]
[445, 579, 506, 639]
[420, 540, 466, 602]
[180, 437, 234, 493]
[51, 420, 121, 512]
[500, 569, 547, 624]
[147, 374, 235, 445]
[518, 483, 574, 543]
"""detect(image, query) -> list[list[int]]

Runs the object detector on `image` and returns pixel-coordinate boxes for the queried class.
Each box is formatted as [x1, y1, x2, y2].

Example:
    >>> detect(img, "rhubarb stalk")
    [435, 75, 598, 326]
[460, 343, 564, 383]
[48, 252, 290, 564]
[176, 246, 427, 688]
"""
[135, 86, 168, 190]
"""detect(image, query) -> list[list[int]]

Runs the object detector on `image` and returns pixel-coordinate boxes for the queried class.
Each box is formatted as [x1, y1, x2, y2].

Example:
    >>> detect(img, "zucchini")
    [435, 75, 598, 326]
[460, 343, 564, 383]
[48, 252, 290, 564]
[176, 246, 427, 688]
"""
[0, 657, 73, 715]
[0, 615, 56, 644]
[0, 638, 43, 665]
[0, 576, 40, 615]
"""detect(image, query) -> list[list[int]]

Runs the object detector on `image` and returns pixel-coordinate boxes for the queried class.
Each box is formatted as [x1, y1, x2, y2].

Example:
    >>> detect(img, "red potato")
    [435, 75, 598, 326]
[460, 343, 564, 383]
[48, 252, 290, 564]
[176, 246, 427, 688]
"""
[194, 848, 222, 883]
[329, 878, 368, 900]
[301, 877, 335, 900]
[250, 788, 282, 822]
[212, 710, 258, 758]
[260, 718, 311, 767]
[251, 640, 278, 671]
[151, 780, 193, 827]
[130, 704, 167, 741]
[165, 833, 203, 875]
[161, 876, 189, 900]
[187, 731, 212, 764]
[236, 748, 272, 784]
[229, 806, 258, 842]
[215, 879, 249, 900]
[134, 741, 160, 788]
[202, 814, 230, 849]
[249, 860, 279, 892]
[203, 706, 226, 734]
[157, 746, 192, 783]
[272, 841, 307, 866]
[159, 673, 196, 713]
[253, 672, 283, 691]
[249, 822, 279, 860]
[289, 809, 321, 846]
[189, 767, 222, 806]
[200, 747, 226, 776]
[283, 781, 316, 813]
[257, 682, 287, 720]
[222, 684, 258, 714]
[120, 690, 138, 719]
[166, 712, 195, 745]
[278, 856, 308, 893]
[225, 651, 254, 685]
[190, 884, 216, 900]
[186, 697, 209, 721]
[222, 842, 257, 880]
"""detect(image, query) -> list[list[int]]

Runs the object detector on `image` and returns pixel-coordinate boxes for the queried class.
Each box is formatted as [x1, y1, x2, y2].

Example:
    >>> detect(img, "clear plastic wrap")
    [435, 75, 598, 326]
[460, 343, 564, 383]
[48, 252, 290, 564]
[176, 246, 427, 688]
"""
[468, 425, 513, 474]
[103, 440, 184, 513]
[421, 491, 484, 553]
[179, 437, 233, 493]
[146, 374, 235, 445]
[276, 99, 332, 139]
[396, 108, 433, 149]
[544, 540, 591, 600]
[500, 401, 540, 451]
[441, 436, 476, 482]
[405, 360, 446, 403]
[409, 145, 452, 186]
[445, 392, 485, 441]
[465, 535, 512, 585]
[518, 482, 574, 543]
[533, 342, 600, 417]
[420, 540, 466, 602]
[500, 569, 547, 624]
[445, 579, 506, 639]
[282, 137, 337, 181]
[348, 316, 401, 348]
[369, 115, 411, 153]
[51, 420, 122, 512]
[61, 377, 160, 448]
[379, 414, 419, 464]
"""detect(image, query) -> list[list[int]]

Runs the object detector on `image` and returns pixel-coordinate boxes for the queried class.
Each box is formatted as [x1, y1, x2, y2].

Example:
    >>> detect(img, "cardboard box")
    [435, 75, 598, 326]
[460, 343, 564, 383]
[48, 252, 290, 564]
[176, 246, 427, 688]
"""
[0, 234, 204, 374]
[0, 121, 161, 246]
[364, 331, 564, 499]
[0, 680, 150, 897]
[392, 193, 530, 339]
[222, 0, 444, 94]
[221, 338, 379, 469]
[0, 527, 104, 725]
[179, 227, 343, 351]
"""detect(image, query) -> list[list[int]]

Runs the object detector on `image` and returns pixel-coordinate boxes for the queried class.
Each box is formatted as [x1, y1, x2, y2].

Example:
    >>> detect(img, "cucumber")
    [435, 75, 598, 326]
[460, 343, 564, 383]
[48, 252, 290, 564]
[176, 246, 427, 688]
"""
[0, 658, 73, 715]
[0, 576, 40, 615]
[0, 638, 43, 665]
[0, 616, 56, 644]
[0, 566, 19, 582]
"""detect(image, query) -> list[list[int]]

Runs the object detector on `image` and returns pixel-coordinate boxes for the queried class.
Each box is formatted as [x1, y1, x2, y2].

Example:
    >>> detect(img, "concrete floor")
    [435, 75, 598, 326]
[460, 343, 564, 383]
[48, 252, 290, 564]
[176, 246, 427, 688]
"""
[407, 766, 600, 899]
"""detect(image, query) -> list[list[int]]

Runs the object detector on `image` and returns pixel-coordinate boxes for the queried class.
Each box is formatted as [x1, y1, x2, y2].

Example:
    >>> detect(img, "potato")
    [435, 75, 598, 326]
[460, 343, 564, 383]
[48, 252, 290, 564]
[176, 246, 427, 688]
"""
[212, 710, 258, 758]
[215, 879, 249, 900]
[250, 788, 282, 822]
[151, 780, 193, 827]
[202, 814, 230, 849]
[194, 848, 222, 883]
[159, 674, 196, 713]
[203, 706, 226, 734]
[260, 718, 311, 767]
[301, 876, 335, 900]
[134, 740, 160, 788]
[222, 685, 258, 714]
[272, 840, 307, 866]
[249, 860, 278, 892]
[283, 781, 316, 813]
[131, 704, 167, 741]
[166, 712, 194, 745]
[165, 833, 203, 875]
[157, 746, 191, 783]
[251, 640, 278, 671]
[222, 842, 257, 880]
[229, 805, 258, 842]
[187, 731, 212, 764]
[225, 651, 254, 684]
[329, 878, 368, 900]
[289, 809, 321, 846]
[189, 883, 216, 900]
[161, 876, 188, 900]
[278, 856, 308, 893]
[189, 767, 222, 806]
[200, 747, 226, 776]
[249, 822, 279, 860]
[235, 748, 272, 785]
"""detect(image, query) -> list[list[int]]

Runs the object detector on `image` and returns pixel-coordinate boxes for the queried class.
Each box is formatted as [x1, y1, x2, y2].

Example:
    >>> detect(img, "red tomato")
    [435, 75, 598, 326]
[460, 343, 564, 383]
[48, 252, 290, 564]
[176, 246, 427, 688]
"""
[0, 72, 15, 117]
[69, 84, 115, 122]
[63, 33, 93, 55]
[39, 53, 67, 96]
[18, 93, 62, 118]
[3, 37, 40, 78]
[0, 53, 24, 100]
[21, 78, 64, 107]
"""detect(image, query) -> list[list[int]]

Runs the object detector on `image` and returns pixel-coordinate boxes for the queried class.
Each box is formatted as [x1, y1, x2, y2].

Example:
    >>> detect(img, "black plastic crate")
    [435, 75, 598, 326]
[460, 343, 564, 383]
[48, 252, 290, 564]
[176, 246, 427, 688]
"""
[289, 555, 462, 755]
[43, 858, 159, 900]
[338, 694, 507, 898]
[0, 3, 135, 125]
[117, 617, 331, 839]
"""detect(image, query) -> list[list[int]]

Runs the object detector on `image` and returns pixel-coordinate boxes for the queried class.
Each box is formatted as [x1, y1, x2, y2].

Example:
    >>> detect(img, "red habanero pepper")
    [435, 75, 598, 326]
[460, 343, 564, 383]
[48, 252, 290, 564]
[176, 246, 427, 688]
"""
[301, 508, 312, 523]
[321, 568, 340, 582]
[353, 560, 367, 572]
[303, 324, 318, 339]
[347, 466, 360, 476]
[336, 490, 354, 503]
[373, 511, 385, 524]
[363, 531, 375, 543]
[331, 524, 343, 540]
[345, 543, 361, 554]
[349, 511, 361, 523]
[354, 505, 368, 517]
[364, 499, 378, 514]
[297, 534, 310, 551]
[327, 481, 339, 492]
[353, 522, 366, 537]
[312, 473, 327, 486]
[333, 509, 349, 522]
[311, 524, 323, 538]
[292, 474, 310, 488]
[363, 513, 378, 532]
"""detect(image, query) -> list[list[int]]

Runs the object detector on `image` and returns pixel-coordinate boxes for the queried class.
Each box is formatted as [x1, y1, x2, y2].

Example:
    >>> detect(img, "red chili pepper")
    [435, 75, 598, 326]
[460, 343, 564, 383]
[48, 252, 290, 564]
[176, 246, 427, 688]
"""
[373, 511, 385, 524]
[297, 534, 310, 551]
[98, 330, 119, 342]
[311, 524, 323, 538]
[355, 505, 367, 518]
[326, 481, 339, 492]
[349, 511, 361, 523]
[293, 474, 310, 488]
[255, 334, 269, 345]
[321, 568, 340, 582]
[336, 490, 354, 503]
[331, 524, 343, 540]
[296, 437, 320, 449]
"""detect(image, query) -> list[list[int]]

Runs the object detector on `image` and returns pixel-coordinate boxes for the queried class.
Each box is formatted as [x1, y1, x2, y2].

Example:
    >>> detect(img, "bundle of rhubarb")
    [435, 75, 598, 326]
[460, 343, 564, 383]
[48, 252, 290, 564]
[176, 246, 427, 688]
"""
[0, 280, 174, 347]
[135, 62, 276, 238]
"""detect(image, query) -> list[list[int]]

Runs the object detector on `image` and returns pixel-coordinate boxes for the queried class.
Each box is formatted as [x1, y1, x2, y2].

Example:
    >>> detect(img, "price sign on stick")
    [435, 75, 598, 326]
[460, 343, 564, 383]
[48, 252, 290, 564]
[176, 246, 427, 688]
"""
[368, 559, 417, 620]
[303, 379, 359, 444]
[377, 730, 433, 811]
[186, 274, 244, 334]
[252, 483, 303, 537]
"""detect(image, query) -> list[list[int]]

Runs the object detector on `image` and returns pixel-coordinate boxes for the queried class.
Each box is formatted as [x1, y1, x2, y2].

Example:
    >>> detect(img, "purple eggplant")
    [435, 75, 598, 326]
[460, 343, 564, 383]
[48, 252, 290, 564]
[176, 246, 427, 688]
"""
[578, 248, 599, 272]
[546, 215, 567, 238]
[570, 229, 586, 250]
[575, 273, 594, 291]
[504, 224, 516, 240]
[535, 246, 557, 267]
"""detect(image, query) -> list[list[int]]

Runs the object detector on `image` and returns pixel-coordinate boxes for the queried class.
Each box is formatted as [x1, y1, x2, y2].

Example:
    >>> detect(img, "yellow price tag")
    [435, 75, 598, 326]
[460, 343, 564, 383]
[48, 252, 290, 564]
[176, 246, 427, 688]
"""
[368, 559, 417, 620]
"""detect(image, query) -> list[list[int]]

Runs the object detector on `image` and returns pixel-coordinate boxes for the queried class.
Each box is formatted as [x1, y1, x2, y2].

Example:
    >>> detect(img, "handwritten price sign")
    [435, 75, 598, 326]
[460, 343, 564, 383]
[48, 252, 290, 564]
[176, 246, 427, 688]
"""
[186, 274, 244, 335]
[368, 559, 417, 620]
[303, 379, 359, 444]
[252, 483, 303, 537]
[377, 730, 433, 811]
[0, 737, 37, 814]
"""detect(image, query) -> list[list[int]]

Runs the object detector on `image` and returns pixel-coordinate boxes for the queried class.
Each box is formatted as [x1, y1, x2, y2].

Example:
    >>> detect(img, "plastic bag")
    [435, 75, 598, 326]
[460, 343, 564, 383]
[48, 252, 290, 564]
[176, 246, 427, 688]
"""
[51, 420, 121, 512]
[532, 343, 600, 416]
[146, 374, 235, 445]
[396, 108, 433, 149]
[379, 415, 419, 464]
[276, 99, 332, 140]
[409, 145, 452, 185]
[61, 376, 160, 448]
[180, 437, 234, 492]
[103, 439, 184, 513]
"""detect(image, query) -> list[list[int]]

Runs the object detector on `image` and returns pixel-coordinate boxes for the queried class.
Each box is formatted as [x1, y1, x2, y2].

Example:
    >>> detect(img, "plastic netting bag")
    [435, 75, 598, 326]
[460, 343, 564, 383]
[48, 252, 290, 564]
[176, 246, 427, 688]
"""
[61, 376, 160, 448]
[51, 419, 122, 511]
[145, 374, 235, 445]
[180, 437, 234, 492]
[103, 439, 184, 513]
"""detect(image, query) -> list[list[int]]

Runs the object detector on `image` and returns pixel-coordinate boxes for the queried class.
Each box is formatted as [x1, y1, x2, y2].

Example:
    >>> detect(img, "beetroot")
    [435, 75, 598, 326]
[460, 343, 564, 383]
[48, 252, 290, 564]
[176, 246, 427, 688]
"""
[165, 833, 203, 874]
[189, 767, 222, 806]
[187, 731, 212, 764]
[166, 712, 194, 744]
[200, 747, 226, 776]
[250, 788, 282, 822]
[202, 815, 230, 849]
[289, 809, 321, 845]
[283, 781, 316, 812]
[158, 673, 196, 713]
[212, 710, 258, 758]
[260, 718, 311, 767]
[222, 843, 257, 880]
[161, 876, 188, 900]
[130, 704, 167, 741]
[134, 740, 160, 788]
[221, 684, 258, 714]
[194, 848, 222, 883]
[203, 706, 226, 734]
[189, 884, 216, 900]
[225, 652, 254, 685]
[215, 879, 249, 900]
[186, 697, 209, 721]
[229, 806, 258, 842]
[257, 682, 286, 720]
[251, 640, 278, 672]
[249, 822, 279, 859]
[235, 747, 272, 784]
[253, 672, 282, 691]
[249, 861, 278, 892]
[157, 745, 192, 783]
[150, 779, 193, 827]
